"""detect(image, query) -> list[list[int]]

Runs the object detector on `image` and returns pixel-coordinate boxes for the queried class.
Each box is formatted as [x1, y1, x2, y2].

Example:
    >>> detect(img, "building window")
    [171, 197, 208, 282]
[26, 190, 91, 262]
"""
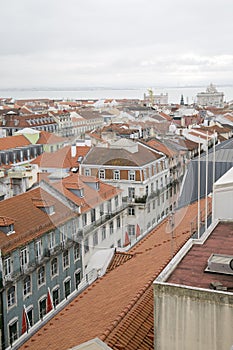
[117, 216, 121, 229]
[9, 320, 18, 345]
[146, 185, 148, 197]
[166, 190, 169, 200]
[156, 180, 158, 190]
[158, 195, 160, 206]
[93, 232, 98, 246]
[128, 170, 135, 181]
[128, 187, 135, 199]
[7, 286, 16, 308]
[147, 203, 150, 213]
[38, 266, 45, 286]
[117, 239, 121, 247]
[84, 237, 89, 253]
[82, 213, 87, 227]
[128, 206, 135, 215]
[109, 221, 114, 235]
[4, 257, 11, 276]
[75, 271, 81, 289]
[114, 170, 120, 180]
[102, 226, 106, 241]
[85, 168, 90, 176]
[153, 200, 156, 209]
[74, 243, 80, 261]
[165, 174, 168, 185]
[100, 203, 104, 216]
[99, 169, 105, 179]
[170, 186, 173, 197]
[35, 240, 42, 259]
[20, 247, 28, 268]
[91, 208, 96, 223]
[49, 231, 55, 249]
[160, 177, 163, 188]
[60, 226, 66, 243]
[128, 225, 135, 237]
[23, 275, 31, 297]
[39, 298, 46, 319]
[115, 195, 119, 208]
[27, 308, 33, 328]
[64, 279, 71, 298]
[52, 288, 60, 308]
[151, 183, 154, 193]
[107, 200, 112, 213]
[51, 258, 58, 276]
[63, 250, 69, 269]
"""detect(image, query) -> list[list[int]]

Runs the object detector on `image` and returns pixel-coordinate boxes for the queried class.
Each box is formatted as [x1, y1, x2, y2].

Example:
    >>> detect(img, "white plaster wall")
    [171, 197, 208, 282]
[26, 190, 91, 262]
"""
[154, 284, 233, 350]
[213, 185, 233, 221]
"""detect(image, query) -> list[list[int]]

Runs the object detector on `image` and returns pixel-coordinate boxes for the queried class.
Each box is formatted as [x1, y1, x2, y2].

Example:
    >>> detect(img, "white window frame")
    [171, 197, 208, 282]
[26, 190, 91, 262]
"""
[20, 247, 28, 268]
[35, 240, 42, 259]
[85, 168, 90, 176]
[114, 170, 120, 180]
[49, 231, 55, 249]
[7, 286, 16, 308]
[128, 170, 135, 181]
[128, 225, 135, 237]
[51, 257, 58, 277]
[63, 250, 70, 269]
[23, 275, 31, 297]
[4, 257, 11, 276]
[99, 169, 105, 179]
[38, 266, 45, 287]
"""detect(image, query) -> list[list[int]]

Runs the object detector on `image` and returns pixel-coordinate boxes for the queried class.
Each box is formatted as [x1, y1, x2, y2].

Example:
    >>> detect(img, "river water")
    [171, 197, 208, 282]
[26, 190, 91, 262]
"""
[0, 86, 233, 104]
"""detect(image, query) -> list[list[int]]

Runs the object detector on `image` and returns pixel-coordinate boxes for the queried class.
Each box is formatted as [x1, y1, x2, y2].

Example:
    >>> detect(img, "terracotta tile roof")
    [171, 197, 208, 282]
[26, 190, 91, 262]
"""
[0, 187, 75, 255]
[0, 113, 56, 128]
[0, 135, 31, 151]
[82, 143, 162, 167]
[31, 145, 90, 169]
[159, 112, 173, 121]
[20, 199, 208, 350]
[48, 173, 122, 213]
[106, 251, 134, 272]
[36, 131, 66, 145]
[146, 140, 177, 157]
[0, 216, 15, 226]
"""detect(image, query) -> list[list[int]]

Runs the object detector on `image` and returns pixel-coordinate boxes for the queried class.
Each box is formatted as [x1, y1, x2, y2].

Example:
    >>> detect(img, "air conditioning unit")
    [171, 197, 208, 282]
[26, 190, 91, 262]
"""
[206, 254, 233, 275]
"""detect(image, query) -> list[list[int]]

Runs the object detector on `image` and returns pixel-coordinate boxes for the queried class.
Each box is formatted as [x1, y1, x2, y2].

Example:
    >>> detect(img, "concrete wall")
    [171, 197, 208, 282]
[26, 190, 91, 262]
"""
[154, 283, 233, 350]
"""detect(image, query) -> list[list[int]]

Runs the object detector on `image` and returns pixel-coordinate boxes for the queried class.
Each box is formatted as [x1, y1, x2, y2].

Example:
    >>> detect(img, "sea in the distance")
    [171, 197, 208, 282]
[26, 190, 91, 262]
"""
[0, 86, 233, 104]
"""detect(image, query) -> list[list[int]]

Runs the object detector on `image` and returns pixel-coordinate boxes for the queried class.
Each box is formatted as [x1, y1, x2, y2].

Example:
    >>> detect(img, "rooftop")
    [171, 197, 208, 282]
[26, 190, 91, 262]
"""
[167, 221, 233, 290]
[20, 199, 207, 350]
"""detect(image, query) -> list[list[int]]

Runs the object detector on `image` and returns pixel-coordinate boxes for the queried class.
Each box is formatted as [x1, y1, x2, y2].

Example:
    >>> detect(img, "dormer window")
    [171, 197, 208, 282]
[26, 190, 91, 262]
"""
[32, 198, 55, 215]
[0, 216, 15, 235]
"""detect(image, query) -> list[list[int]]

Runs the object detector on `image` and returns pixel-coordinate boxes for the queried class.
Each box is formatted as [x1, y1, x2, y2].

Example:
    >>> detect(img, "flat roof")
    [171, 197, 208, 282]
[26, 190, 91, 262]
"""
[167, 221, 233, 290]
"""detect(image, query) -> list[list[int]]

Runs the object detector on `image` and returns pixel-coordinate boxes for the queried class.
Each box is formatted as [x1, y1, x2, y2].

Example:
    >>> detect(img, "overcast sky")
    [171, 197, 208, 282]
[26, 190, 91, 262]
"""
[1, 0, 233, 88]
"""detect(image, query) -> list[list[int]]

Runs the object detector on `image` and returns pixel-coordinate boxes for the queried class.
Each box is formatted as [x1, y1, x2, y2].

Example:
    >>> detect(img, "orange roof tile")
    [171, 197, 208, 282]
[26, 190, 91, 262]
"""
[106, 251, 134, 272]
[20, 198, 209, 350]
[47, 173, 122, 213]
[0, 216, 15, 226]
[0, 188, 75, 255]
[0, 135, 31, 151]
[36, 131, 66, 145]
[31, 145, 90, 169]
